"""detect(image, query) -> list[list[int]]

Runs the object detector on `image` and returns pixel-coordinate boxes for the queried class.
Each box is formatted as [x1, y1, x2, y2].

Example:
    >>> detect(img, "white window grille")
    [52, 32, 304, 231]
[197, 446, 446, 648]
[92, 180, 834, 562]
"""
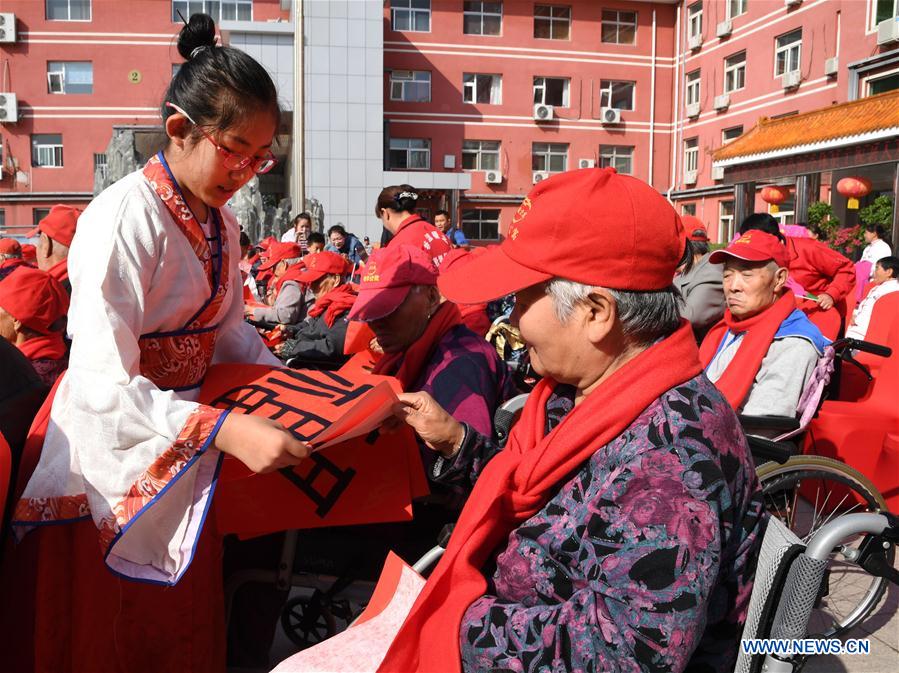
[533, 77, 569, 107]
[601, 9, 637, 45]
[724, 52, 746, 93]
[599, 145, 634, 175]
[462, 140, 500, 171]
[463, 1, 502, 36]
[46, 0, 91, 21]
[391, 0, 431, 32]
[461, 209, 500, 240]
[721, 126, 743, 144]
[685, 70, 701, 106]
[727, 0, 747, 20]
[171, 1, 252, 23]
[390, 70, 431, 102]
[599, 80, 635, 111]
[32, 134, 64, 168]
[463, 73, 502, 104]
[532, 142, 568, 173]
[688, 2, 702, 40]
[534, 5, 571, 40]
[388, 138, 430, 170]
[94, 153, 108, 182]
[684, 138, 699, 174]
[775, 29, 802, 77]
[47, 61, 93, 94]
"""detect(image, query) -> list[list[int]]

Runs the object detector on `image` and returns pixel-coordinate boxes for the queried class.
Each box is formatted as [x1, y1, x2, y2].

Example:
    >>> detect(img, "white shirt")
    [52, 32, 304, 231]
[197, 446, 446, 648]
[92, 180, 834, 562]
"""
[846, 278, 899, 340]
[861, 239, 892, 276]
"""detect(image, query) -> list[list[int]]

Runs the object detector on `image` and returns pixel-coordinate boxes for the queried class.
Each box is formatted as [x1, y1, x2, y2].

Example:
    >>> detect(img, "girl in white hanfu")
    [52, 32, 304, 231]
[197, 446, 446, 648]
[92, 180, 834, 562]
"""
[0, 14, 309, 673]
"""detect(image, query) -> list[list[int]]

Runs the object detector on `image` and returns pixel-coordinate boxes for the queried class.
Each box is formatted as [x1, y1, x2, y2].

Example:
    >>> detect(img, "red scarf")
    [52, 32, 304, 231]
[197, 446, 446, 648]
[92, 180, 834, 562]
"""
[378, 321, 701, 672]
[372, 301, 463, 389]
[18, 333, 67, 361]
[307, 283, 358, 328]
[698, 292, 796, 409]
[47, 259, 69, 285]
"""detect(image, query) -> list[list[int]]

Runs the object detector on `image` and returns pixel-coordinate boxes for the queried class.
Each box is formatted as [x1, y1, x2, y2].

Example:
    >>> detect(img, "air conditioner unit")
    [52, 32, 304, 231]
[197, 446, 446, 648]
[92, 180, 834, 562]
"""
[688, 34, 703, 51]
[601, 107, 621, 125]
[716, 20, 732, 38]
[684, 170, 698, 185]
[0, 93, 18, 123]
[484, 169, 503, 184]
[0, 14, 16, 44]
[782, 70, 801, 89]
[877, 18, 899, 45]
[686, 102, 701, 119]
[533, 104, 554, 121]
[785, 0, 802, 7]
[578, 158, 595, 169]
[532, 170, 549, 184]
[711, 165, 725, 180]
[824, 57, 838, 77]
[713, 94, 730, 111]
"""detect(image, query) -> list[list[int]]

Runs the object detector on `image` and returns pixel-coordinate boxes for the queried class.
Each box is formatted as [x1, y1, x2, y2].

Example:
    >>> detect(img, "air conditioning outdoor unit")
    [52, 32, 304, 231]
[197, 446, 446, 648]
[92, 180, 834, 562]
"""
[782, 71, 801, 89]
[688, 34, 703, 51]
[532, 170, 549, 184]
[877, 18, 899, 45]
[0, 93, 18, 123]
[533, 104, 554, 121]
[601, 107, 621, 125]
[713, 94, 730, 111]
[0, 14, 16, 44]
[824, 57, 838, 77]
[686, 102, 701, 119]
[578, 158, 595, 169]
[484, 170, 503, 184]
[716, 20, 732, 38]
[785, 0, 802, 7]
[711, 165, 725, 181]
[684, 170, 698, 185]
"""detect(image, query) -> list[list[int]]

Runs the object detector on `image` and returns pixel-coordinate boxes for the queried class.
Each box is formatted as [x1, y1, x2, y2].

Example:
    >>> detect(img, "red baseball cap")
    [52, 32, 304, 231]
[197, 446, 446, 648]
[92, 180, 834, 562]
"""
[438, 168, 686, 304]
[20, 244, 37, 264]
[0, 266, 69, 334]
[292, 251, 351, 284]
[709, 230, 788, 268]
[349, 245, 438, 322]
[682, 215, 709, 242]
[0, 238, 22, 256]
[258, 241, 303, 271]
[27, 205, 81, 247]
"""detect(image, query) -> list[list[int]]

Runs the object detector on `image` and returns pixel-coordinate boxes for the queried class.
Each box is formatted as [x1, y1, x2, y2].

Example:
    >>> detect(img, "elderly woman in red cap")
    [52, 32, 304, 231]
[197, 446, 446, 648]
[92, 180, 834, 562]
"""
[675, 216, 726, 342]
[28, 205, 81, 293]
[248, 241, 309, 325]
[377, 168, 765, 673]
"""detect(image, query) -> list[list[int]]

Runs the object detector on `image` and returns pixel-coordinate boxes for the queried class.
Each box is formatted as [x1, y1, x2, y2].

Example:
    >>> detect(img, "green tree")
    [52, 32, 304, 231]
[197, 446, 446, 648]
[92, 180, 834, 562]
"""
[859, 195, 893, 233]
[807, 201, 840, 241]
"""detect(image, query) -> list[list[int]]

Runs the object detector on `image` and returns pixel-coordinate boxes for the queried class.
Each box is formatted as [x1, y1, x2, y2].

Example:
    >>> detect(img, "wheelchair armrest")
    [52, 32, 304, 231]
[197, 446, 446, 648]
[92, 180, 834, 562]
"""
[746, 435, 795, 464]
[738, 414, 801, 432]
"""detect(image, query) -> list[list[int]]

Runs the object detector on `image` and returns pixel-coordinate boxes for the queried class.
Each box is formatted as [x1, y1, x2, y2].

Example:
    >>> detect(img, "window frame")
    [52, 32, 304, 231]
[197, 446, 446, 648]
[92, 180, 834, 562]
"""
[533, 76, 570, 107]
[721, 125, 743, 144]
[171, 1, 252, 23]
[461, 208, 501, 241]
[390, 0, 432, 33]
[463, 1, 503, 36]
[683, 137, 699, 174]
[719, 199, 735, 241]
[874, 0, 899, 29]
[724, 51, 746, 94]
[599, 80, 635, 111]
[687, 1, 703, 40]
[389, 70, 432, 103]
[774, 29, 802, 77]
[599, 145, 634, 175]
[463, 73, 502, 105]
[685, 70, 701, 106]
[726, 0, 747, 21]
[33, 208, 52, 226]
[601, 9, 637, 45]
[461, 140, 501, 171]
[46, 0, 91, 21]
[534, 4, 572, 41]
[532, 142, 568, 173]
[31, 134, 64, 168]
[93, 152, 108, 182]
[388, 137, 431, 170]
[46, 61, 93, 95]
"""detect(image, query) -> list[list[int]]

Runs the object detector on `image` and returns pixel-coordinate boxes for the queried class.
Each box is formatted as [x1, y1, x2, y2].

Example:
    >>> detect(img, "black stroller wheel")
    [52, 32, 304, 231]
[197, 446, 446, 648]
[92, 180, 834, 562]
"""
[280, 594, 337, 649]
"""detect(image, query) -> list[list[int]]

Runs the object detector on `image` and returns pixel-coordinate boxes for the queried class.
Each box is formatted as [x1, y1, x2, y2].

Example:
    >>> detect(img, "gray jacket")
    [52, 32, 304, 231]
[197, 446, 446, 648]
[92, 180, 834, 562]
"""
[675, 253, 726, 343]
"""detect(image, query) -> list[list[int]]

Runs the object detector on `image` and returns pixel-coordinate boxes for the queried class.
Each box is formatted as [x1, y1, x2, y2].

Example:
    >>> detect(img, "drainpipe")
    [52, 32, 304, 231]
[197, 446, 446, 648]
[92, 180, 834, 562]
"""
[292, 1, 305, 219]
[648, 9, 657, 186]
[667, 4, 683, 201]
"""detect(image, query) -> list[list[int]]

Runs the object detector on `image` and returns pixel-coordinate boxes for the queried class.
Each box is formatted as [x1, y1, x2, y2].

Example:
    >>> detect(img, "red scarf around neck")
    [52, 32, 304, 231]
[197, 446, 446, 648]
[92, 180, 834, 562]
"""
[18, 333, 66, 361]
[378, 321, 702, 673]
[698, 291, 796, 409]
[307, 283, 358, 328]
[372, 301, 463, 390]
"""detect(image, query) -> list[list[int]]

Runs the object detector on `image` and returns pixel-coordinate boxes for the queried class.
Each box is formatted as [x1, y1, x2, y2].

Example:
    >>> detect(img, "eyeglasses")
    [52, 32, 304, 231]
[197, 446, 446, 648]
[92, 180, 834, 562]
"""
[165, 102, 277, 175]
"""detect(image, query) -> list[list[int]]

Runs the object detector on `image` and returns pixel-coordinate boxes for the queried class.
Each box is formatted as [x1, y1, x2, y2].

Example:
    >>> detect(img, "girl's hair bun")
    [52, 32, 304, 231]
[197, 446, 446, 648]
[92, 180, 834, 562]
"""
[177, 13, 217, 61]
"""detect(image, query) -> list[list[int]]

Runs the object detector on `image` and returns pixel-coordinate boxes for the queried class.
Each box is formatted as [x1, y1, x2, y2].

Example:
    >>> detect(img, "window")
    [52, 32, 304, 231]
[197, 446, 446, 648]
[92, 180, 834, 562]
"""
[46, 0, 91, 21]
[388, 138, 430, 170]
[94, 153, 108, 182]
[868, 71, 899, 96]
[719, 200, 735, 241]
[601, 10, 637, 45]
[391, 0, 431, 32]
[0, 209, 5, 229]
[875, 0, 899, 26]
[463, 73, 502, 104]
[688, 2, 702, 40]
[33, 209, 52, 226]
[171, 1, 251, 22]
[722, 126, 743, 143]
[775, 29, 802, 77]
[47, 61, 93, 94]
[390, 70, 431, 102]
[599, 145, 633, 175]
[463, 1, 502, 36]
[461, 209, 500, 240]
[682, 203, 697, 216]
[727, 0, 747, 20]
[534, 5, 571, 40]
[32, 134, 64, 168]
[533, 77, 569, 107]
[685, 70, 701, 106]
[684, 137, 699, 174]
[599, 80, 635, 111]
[724, 52, 746, 93]
[462, 140, 500, 171]
[532, 142, 568, 173]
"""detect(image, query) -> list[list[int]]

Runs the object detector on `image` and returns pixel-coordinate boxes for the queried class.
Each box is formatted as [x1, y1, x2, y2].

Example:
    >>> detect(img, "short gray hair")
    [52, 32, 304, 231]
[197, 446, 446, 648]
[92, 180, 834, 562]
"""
[545, 278, 682, 346]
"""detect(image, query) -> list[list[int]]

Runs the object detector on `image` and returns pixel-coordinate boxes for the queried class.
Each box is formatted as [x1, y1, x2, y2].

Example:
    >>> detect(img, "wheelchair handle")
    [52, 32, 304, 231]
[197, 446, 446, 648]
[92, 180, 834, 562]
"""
[833, 338, 892, 358]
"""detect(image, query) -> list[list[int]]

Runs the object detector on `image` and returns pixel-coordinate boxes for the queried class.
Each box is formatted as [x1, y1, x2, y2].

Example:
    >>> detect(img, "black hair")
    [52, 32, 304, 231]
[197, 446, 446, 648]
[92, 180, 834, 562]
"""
[434, 209, 450, 219]
[691, 240, 710, 256]
[877, 255, 899, 278]
[376, 184, 419, 217]
[163, 13, 280, 138]
[328, 224, 348, 237]
[307, 232, 326, 246]
[239, 231, 250, 247]
[294, 212, 312, 225]
[738, 212, 786, 244]
[865, 224, 887, 239]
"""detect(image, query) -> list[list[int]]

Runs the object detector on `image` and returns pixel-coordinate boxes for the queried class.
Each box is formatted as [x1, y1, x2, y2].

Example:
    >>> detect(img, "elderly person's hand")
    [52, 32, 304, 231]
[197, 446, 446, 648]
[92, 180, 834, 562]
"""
[816, 292, 835, 310]
[394, 391, 465, 458]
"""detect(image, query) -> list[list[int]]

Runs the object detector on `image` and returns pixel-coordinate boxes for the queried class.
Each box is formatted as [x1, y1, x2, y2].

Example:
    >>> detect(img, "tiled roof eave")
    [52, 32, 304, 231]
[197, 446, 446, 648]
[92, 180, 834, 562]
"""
[713, 127, 899, 168]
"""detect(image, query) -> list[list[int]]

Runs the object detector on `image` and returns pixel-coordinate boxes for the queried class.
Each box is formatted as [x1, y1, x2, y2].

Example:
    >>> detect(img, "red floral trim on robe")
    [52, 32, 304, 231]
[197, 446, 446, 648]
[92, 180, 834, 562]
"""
[90, 405, 225, 551]
[13, 492, 90, 523]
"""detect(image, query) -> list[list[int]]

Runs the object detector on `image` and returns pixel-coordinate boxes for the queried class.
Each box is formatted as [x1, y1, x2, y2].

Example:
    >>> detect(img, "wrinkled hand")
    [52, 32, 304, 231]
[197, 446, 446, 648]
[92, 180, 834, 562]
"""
[214, 413, 311, 473]
[394, 391, 464, 458]
[816, 292, 835, 310]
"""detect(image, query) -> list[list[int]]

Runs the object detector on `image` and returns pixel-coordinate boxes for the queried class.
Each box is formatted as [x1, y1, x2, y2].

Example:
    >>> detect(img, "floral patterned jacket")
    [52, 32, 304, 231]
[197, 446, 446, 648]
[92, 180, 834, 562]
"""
[436, 374, 767, 673]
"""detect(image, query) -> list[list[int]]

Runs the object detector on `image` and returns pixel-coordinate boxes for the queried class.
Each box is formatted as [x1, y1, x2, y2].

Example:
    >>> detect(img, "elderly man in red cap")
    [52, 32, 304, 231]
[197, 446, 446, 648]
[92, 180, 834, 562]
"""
[372, 168, 764, 673]
[699, 230, 829, 419]
[247, 241, 309, 325]
[0, 266, 70, 385]
[28, 205, 81, 293]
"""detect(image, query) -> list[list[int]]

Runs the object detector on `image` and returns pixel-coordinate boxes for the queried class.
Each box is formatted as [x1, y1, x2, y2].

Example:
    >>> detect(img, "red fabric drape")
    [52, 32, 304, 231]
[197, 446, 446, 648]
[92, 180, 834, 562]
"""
[307, 284, 358, 327]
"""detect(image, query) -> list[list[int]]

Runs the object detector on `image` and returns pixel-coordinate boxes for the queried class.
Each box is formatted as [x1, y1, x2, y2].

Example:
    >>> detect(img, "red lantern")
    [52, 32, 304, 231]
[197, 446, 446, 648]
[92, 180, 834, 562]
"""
[760, 185, 790, 214]
[836, 176, 872, 210]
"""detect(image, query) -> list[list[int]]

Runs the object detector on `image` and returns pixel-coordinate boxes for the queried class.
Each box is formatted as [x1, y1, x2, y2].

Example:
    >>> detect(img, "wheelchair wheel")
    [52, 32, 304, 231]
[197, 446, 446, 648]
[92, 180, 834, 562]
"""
[280, 593, 337, 649]
[756, 455, 893, 639]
